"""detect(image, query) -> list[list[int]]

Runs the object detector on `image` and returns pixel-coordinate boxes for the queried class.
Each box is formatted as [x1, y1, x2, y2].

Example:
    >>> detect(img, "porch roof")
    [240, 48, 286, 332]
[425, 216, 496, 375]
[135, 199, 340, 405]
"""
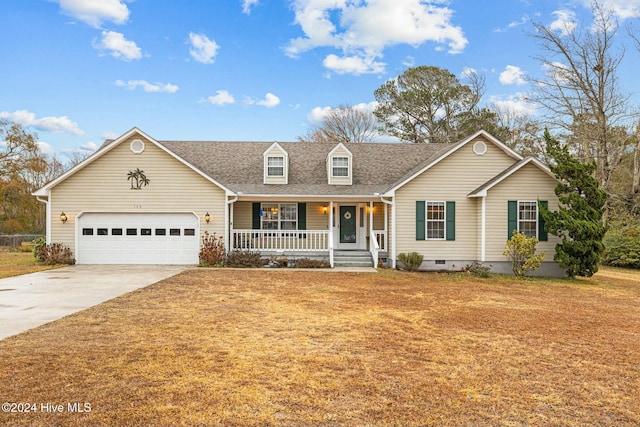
[158, 140, 451, 196]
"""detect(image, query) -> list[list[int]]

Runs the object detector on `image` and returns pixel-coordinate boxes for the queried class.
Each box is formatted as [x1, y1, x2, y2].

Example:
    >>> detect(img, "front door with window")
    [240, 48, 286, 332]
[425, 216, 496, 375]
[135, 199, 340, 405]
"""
[339, 205, 357, 248]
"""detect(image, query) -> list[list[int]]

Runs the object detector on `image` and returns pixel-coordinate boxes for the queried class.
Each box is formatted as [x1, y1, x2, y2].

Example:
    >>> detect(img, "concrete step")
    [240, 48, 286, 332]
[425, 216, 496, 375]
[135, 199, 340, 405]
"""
[333, 250, 374, 267]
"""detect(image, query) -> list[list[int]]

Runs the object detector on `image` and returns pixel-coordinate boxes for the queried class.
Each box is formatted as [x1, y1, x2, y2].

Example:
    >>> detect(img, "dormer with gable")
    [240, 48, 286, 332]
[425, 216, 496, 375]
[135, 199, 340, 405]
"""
[263, 142, 288, 184]
[327, 143, 353, 185]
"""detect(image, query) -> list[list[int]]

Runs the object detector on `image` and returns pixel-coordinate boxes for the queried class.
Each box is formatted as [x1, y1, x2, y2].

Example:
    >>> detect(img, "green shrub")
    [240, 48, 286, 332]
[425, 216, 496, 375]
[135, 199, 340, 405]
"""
[294, 258, 331, 268]
[397, 252, 424, 271]
[464, 262, 492, 278]
[199, 232, 225, 267]
[503, 231, 545, 276]
[603, 220, 640, 268]
[226, 250, 262, 268]
[33, 237, 46, 261]
[38, 243, 75, 265]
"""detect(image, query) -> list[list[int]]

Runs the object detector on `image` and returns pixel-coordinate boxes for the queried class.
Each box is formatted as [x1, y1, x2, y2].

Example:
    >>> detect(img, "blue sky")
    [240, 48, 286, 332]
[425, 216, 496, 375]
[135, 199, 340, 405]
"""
[1, 0, 640, 160]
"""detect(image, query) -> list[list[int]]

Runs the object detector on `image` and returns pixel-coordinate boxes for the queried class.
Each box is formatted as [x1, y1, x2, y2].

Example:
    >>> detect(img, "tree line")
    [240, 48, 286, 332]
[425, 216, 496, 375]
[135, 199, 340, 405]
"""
[301, 2, 640, 221]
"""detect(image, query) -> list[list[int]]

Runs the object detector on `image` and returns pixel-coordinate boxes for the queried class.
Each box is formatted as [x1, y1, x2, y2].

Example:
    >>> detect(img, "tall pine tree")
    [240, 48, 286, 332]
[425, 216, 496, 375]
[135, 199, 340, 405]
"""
[540, 130, 607, 277]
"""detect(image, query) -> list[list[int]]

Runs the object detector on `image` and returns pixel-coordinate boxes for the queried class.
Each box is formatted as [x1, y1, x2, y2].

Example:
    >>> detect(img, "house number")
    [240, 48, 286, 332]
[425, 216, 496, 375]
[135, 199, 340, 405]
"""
[134, 205, 142, 209]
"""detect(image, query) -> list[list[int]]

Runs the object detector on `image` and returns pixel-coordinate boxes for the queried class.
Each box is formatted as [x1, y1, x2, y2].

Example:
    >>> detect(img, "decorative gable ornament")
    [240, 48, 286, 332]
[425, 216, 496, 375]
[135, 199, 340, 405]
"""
[127, 168, 150, 189]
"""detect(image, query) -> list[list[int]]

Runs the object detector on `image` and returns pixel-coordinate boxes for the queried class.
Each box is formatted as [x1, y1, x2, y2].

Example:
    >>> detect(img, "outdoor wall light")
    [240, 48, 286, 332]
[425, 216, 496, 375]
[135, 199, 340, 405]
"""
[60, 212, 68, 224]
[322, 206, 328, 215]
[204, 212, 211, 223]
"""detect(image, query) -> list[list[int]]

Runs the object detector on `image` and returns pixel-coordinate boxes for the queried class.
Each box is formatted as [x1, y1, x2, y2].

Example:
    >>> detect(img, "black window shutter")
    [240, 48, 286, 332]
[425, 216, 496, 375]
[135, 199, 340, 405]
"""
[538, 200, 548, 241]
[416, 201, 425, 240]
[298, 203, 306, 230]
[446, 201, 455, 241]
[252, 203, 261, 230]
[507, 200, 518, 238]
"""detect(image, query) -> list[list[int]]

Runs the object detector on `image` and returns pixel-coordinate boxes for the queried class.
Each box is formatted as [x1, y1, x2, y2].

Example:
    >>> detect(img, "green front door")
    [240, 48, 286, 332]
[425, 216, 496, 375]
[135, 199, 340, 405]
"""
[340, 206, 357, 243]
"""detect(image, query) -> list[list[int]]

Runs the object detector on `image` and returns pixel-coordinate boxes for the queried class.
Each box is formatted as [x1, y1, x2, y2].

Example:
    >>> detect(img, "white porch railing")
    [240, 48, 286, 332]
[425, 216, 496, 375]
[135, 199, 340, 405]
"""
[231, 229, 329, 252]
[370, 227, 380, 268]
[373, 230, 386, 251]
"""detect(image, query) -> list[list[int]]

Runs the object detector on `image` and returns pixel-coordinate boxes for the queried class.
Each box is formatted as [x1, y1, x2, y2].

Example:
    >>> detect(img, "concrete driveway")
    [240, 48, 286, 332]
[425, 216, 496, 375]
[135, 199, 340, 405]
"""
[0, 265, 187, 340]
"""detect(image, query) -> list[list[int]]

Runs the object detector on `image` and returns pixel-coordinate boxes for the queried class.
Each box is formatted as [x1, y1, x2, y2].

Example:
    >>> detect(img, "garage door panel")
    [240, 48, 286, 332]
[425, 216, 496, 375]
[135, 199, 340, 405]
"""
[78, 213, 199, 264]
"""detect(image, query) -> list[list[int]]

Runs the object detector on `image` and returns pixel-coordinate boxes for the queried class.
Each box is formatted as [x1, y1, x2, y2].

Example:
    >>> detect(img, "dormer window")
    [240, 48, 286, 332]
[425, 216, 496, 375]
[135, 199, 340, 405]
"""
[332, 157, 349, 177]
[327, 143, 353, 185]
[263, 142, 288, 184]
[267, 156, 284, 177]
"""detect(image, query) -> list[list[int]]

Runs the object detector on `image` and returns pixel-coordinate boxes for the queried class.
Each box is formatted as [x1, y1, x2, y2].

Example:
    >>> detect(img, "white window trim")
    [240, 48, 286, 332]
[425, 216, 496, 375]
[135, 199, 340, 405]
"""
[517, 200, 538, 239]
[426, 201, 446, 240]
[266, 156, 285, 177]
[260, 202, 298, 230]
[331, 156, 350, 177]
[263, 143, 289, 184]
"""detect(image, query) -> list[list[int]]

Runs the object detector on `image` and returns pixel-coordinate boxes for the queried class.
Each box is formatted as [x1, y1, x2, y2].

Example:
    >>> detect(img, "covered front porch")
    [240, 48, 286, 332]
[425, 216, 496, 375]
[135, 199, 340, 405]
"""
[227, 199, 389, 267]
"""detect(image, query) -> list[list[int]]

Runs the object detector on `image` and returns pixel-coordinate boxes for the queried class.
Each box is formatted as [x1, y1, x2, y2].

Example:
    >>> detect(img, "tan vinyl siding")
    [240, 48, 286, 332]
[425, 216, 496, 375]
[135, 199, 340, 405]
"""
[49, 135, 226, 254]
[372, 202, 385, 231]
[232, 201, 253, 229]
[306, 202, 331, 230]
[484, 163, 560, 260]
[395, 138, 516, 260]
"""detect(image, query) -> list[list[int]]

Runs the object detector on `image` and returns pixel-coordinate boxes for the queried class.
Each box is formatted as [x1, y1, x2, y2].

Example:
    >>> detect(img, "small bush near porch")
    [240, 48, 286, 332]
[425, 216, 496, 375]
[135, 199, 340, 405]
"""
[0, 268, 639, 426]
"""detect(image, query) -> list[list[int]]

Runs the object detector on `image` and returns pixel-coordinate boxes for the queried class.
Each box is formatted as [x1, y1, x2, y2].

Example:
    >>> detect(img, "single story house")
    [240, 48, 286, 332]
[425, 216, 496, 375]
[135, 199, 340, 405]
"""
[33, 127, 564, 275]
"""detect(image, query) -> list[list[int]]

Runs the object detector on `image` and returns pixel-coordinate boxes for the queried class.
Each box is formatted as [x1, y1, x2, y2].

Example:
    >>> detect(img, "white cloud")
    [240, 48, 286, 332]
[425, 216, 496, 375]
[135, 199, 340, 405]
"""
[242, 0, 259, 14]
[544, 61, 572, 83]
[460, 67, 477, 79]
[0, 110, 85, 136]
[55, 0, 130, 28]
[582, 0, 640, 19]
[206, 90, 236, 105]
[307, 102, 378, 125]
[323, 54, 385, 75]
[37, 141, 56, 157]
[189, 32, 219, 64]
[549, 9, 576, 35]
[245, 93, 280, 108]
[490, 93, 537, 116]
[116, 80, 179, 93]
[94, 30, 142, 61]
[101, 130, 119, 140]
[499, 65, 527, 85]
[285, 0, 467, 75]
[257, 93, 281, 108]
[81, 141, 99, 151]
[61, 141, 98, 157]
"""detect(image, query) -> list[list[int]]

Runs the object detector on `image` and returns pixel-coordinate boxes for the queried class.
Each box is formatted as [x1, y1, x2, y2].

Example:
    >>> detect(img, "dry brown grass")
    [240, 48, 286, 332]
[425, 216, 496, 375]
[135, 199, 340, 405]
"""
[0, 248, 60, 278]
[1, 268, 639, 426]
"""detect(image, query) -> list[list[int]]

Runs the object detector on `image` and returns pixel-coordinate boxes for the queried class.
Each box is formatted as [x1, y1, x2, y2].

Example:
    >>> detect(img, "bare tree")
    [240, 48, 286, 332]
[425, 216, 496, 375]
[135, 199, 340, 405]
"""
[491, 102, 548, 162]
[65, 150, 92, 169]
[299, 104, 378, 143]
[529, 1, 634, 197]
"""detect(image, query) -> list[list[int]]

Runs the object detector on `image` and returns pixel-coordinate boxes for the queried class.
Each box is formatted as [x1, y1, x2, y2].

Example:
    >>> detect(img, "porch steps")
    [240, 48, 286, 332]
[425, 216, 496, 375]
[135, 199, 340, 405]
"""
[333, 250, 374, 268]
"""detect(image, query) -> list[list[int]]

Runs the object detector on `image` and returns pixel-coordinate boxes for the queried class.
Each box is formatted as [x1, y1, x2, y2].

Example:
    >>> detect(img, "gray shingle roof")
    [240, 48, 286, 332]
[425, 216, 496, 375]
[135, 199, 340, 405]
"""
[158, 141, 453, 196]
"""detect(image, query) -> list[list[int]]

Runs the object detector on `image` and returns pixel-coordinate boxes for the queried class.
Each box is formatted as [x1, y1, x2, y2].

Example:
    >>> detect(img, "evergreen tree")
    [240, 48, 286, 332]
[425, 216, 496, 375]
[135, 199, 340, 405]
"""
[540, 130, 608, 277]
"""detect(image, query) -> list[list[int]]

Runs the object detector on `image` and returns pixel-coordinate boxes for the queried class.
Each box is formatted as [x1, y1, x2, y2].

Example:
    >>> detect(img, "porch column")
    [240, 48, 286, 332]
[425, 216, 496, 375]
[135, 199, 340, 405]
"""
[481, 196, 486, 262]
[369, 201, 373, 241]
[329, 200, 334, 267]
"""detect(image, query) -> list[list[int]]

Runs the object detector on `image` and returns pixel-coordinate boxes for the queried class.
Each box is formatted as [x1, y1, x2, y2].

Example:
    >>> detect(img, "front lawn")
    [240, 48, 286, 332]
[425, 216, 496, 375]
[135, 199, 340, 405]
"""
[0, 248, 61, 278]
[0, 268, 639, 426]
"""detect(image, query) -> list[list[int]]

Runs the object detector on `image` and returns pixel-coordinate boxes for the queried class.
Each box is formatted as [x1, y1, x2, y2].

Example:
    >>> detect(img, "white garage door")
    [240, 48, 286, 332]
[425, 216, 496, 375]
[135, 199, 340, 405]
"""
[77, 213, 199, 264]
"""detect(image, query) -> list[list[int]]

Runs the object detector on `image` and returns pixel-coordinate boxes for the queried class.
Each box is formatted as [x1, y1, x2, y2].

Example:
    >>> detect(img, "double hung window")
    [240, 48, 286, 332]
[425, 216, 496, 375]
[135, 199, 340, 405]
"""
[426, 202, 446, 239]
[332, 157, 349, 177]
[518, 201, 537, 238]
[267, 156, 284, 177]
[261, 203, 297, 230]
